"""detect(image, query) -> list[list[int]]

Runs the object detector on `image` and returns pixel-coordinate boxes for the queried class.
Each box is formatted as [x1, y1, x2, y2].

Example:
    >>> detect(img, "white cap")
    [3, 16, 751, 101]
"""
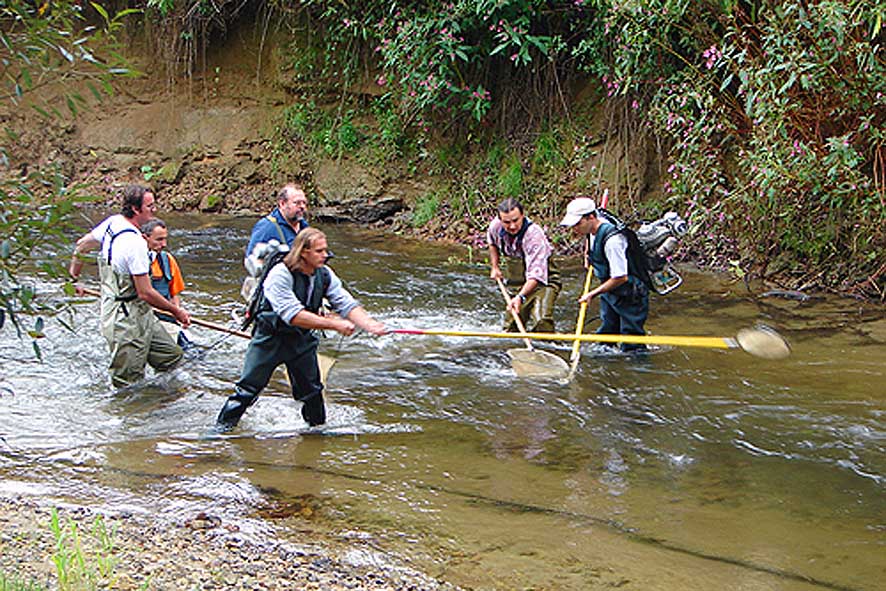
[559, 197, 597, 227]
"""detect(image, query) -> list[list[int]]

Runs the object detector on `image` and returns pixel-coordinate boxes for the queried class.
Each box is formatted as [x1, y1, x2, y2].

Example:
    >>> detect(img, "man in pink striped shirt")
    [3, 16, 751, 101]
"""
[487, 198, 560, 333]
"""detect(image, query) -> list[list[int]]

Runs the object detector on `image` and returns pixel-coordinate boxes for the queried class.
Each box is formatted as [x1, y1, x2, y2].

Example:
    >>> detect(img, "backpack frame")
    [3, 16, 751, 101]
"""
[596, 208, 655, 291]
[241, 250, 288, 331]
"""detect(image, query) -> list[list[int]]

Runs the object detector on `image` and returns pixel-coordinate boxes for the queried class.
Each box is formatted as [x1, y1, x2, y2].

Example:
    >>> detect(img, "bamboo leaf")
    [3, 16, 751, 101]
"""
[86, 81, 103, 102]
[31, 104, 51, 119]
[779, 72, 797, 95]
[66, 95, 78, 117]
[58, 44, 74, 63]
[490, 42, 509, 56]
[90, 2, 110, 23]
[113, 8, 143, 21]
[720, 73, 734, 92]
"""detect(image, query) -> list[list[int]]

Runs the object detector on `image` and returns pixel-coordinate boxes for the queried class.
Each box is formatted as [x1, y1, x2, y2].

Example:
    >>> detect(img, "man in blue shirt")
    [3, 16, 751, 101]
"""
[560, 197, 649, 352]
[245, 183, 309, 257]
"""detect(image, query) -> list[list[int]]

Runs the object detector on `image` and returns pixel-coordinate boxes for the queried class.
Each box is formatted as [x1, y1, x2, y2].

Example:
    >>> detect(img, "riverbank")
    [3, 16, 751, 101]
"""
[0, 496, 460, 590]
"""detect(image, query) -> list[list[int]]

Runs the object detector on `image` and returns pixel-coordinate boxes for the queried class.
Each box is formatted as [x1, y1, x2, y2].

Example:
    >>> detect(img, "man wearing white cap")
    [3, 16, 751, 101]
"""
[560, 197, 649, 351]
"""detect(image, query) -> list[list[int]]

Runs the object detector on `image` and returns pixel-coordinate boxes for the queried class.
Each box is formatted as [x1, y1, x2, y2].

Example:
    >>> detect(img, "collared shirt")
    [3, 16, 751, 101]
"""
[245, 208, 307, 256]
[589, 231, 629, 278]
[89, 214, 150, 276]
[486, 217, 552, 285]
[263, 263, 358, 325]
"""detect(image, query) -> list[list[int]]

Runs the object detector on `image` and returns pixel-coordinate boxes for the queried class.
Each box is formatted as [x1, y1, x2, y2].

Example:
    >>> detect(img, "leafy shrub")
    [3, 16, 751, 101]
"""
[1, 1, 136, 351]
[412, 192, 441, 227]
[498, 154, 524, 198]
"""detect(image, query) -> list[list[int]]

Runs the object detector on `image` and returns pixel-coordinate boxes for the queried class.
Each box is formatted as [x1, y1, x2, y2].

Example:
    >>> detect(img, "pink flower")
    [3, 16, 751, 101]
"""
[702, 45, 721, 69]
[376, 76, 386, 86]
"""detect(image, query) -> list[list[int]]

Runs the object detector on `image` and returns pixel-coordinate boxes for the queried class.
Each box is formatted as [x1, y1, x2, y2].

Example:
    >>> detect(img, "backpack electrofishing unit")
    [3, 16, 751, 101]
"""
[240, 240, 290, 332]
[597, 209, 689, 295]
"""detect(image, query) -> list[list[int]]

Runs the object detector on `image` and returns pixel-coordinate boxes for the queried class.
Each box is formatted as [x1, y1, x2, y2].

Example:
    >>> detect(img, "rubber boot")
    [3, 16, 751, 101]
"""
[215, 387, 258, 432]
[300, 393, 326, 427]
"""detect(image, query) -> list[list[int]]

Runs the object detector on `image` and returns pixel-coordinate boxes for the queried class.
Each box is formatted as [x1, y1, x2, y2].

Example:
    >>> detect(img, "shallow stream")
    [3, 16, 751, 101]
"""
[1, 214, 883, 591]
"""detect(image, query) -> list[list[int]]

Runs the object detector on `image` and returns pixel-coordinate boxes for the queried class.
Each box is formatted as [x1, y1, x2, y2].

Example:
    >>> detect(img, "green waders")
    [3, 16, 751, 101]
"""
[503, 257, 561, 333]
[98, 259, 183, 388]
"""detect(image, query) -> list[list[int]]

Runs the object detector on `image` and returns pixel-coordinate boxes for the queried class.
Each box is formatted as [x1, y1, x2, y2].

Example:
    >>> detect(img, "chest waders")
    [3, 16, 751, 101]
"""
[99, 228, 182, 387]
[588, 223, 650, 351]
[217, 265, 331, 431]
[500, 219, 561, 334]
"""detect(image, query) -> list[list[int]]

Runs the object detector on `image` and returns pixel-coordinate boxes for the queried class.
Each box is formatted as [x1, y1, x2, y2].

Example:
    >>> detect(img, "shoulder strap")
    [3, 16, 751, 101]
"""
[594, 210, 654, 289]
[265, 213, 287, 243]
[498, 218, 534, 254]
[312, 266, 331, 311]
[104, 226, 138, 265]
[156, 251, 173, 281]
[292, 266, 329, 312]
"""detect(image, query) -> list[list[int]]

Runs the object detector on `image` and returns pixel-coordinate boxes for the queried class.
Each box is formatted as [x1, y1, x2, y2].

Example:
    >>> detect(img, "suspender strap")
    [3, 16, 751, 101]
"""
[265, 214, 287, 243]
[105, 226, 138, 265]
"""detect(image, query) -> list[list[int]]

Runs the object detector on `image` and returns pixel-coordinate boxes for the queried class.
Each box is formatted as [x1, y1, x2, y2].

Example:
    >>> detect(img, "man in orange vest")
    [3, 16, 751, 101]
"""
[141, 218, 193, 349]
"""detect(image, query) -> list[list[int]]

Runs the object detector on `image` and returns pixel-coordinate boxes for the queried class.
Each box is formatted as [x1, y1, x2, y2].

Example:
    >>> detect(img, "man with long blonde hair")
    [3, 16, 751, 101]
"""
[217, 228, 386, 430]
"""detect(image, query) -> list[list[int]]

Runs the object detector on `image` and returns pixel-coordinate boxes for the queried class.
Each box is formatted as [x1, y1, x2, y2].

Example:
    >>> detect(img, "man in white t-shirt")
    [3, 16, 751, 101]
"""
[560, 197, 649, 352]
[69, 185, 191, 386]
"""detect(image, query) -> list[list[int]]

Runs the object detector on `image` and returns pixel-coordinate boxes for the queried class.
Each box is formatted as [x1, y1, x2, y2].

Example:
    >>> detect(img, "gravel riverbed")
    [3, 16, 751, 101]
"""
[0, 497, 461, 590]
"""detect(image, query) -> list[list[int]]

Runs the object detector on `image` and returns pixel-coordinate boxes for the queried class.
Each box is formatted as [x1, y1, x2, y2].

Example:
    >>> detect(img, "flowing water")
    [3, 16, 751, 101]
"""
[1, 214, 883, 591]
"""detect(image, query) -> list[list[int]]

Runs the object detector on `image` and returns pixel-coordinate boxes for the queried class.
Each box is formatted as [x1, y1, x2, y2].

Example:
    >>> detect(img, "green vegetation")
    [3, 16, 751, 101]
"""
[0, 0, 137, 349]
[497, 153, 524, 198]
[49, 509, 121, 591]
[0, 509, 126, 591]
[412, 192, 441, 227]
[0, 572, 44, 591]
[2, 0, 882, 297]
[233, 0, 882, 292]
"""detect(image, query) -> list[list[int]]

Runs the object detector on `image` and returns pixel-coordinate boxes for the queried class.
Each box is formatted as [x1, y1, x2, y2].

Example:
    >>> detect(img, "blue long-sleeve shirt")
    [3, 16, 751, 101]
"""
[245, 208, 308, 257]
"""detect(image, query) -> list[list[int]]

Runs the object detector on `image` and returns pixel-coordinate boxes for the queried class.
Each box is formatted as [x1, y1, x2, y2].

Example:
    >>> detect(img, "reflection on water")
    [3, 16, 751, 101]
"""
[1, 214, 884, 591]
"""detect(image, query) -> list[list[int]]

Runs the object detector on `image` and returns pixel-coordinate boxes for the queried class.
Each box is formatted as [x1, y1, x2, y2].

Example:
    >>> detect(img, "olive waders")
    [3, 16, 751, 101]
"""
[98, 256, 183, 388]
[503, 256, 561, 333]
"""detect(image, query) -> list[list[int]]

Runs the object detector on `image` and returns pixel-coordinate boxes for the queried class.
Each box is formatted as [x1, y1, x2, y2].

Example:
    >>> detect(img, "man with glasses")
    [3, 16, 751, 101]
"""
[245, 183, 309, 257]
[69, 184, 191, 387]
[242, 183, 310, 301]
